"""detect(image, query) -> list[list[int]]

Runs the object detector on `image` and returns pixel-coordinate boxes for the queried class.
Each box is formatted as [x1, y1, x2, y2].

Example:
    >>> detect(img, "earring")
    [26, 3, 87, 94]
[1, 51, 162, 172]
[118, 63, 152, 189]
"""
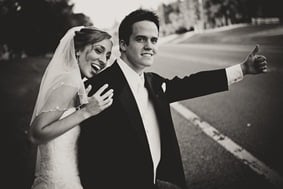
[75, 52, 79, 59]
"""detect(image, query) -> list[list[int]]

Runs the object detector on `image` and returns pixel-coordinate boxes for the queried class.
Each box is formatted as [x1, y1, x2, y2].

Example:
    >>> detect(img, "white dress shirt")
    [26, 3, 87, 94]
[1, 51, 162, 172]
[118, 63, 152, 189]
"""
[117, 58, 244, 183]
[226, 64, 244, 86]
[117, 58, 161, 183]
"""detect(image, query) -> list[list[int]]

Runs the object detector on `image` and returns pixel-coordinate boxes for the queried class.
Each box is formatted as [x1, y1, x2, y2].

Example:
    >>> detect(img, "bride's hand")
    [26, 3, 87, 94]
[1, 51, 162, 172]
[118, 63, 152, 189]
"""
[83, 84, 114, 117]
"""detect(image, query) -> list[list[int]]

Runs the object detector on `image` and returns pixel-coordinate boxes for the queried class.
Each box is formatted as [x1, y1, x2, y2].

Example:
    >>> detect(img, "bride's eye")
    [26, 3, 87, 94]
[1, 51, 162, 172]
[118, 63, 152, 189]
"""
[92, 45, 105, 54]
[94, 48, 103, 54]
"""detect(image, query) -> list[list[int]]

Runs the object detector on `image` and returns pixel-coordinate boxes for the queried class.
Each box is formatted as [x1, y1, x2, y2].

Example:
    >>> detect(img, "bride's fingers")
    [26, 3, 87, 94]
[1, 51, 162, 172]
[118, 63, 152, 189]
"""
[85, 84, 92, 96]
[94, 84, 109, 97]
[101, 98, 113, 109]
[101, 89, 114, 100]
[89, 91, 112, 106]
[98, 91, 113, 106]
[99, 93, 113, 105]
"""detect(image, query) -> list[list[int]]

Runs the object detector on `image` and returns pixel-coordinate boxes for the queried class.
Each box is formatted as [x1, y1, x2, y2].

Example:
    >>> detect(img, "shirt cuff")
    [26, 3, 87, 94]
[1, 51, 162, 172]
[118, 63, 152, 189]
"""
[225, 64, 244, 86]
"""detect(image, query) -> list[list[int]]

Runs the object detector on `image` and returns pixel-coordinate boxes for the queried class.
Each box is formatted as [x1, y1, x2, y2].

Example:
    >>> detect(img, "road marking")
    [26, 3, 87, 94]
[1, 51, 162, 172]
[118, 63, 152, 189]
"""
[171, 102, 283, 188]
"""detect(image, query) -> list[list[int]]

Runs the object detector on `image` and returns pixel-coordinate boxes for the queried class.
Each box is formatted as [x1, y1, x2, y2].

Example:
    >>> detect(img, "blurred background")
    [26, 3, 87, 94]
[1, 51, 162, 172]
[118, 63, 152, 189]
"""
[0, 0, 282, 188]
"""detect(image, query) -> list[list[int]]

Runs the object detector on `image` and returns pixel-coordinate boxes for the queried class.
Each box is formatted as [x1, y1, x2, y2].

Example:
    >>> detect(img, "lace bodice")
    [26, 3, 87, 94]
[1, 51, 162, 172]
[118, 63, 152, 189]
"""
[31, 108, 83, 189]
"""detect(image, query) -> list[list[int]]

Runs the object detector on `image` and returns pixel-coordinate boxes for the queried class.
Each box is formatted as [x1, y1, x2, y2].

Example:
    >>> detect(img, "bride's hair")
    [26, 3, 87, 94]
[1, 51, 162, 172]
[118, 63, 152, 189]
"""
[74, 27, 112, 52]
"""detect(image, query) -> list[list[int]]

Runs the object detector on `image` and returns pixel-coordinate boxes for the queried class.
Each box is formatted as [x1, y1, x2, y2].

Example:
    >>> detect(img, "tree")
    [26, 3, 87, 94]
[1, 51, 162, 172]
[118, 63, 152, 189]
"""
[0, 0, 92, 57]
[202, 0, 243, 28]
[202, 0, 282, 28]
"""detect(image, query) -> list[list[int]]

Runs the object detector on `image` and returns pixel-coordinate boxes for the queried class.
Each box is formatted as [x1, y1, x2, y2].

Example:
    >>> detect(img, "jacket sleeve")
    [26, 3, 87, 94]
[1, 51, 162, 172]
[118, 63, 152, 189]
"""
[164, 69, 228, 103]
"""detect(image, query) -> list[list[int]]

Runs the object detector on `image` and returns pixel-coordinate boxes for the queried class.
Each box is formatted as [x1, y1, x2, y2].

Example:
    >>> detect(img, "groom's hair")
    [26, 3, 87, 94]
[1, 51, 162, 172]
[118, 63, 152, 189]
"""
[118, 9, 159, 45]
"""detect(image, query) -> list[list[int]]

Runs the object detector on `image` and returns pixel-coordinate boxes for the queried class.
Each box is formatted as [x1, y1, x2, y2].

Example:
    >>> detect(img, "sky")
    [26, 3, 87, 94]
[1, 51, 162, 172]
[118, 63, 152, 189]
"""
[72, 0, 176, 29]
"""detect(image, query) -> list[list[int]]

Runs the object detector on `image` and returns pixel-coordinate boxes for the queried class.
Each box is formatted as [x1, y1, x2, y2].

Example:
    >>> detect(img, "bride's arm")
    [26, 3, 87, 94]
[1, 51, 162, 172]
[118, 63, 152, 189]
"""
[29, 84, 113, 144]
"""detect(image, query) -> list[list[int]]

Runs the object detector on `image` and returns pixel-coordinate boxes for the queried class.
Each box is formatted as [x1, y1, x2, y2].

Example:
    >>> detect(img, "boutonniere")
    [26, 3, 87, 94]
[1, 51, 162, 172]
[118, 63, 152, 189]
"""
[161, 82, 166, 93]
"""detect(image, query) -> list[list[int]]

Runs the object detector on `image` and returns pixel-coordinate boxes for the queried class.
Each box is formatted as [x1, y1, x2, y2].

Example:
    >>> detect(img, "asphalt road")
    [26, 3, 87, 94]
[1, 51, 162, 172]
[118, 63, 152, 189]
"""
[147, 24, 283, 188]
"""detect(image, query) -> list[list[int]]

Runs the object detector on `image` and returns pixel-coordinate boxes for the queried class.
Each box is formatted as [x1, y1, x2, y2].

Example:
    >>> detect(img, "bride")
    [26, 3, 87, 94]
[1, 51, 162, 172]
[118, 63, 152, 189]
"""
[29, 26, 114, 188]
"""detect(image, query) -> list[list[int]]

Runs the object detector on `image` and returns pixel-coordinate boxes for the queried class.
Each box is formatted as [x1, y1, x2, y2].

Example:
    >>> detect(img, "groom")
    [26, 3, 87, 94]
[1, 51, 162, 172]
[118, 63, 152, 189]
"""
[78, 9, 267, 189]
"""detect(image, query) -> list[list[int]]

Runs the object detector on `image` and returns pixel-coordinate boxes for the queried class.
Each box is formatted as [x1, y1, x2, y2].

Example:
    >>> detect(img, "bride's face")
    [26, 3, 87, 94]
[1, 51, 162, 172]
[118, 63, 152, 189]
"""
[78, 38, 113, 78]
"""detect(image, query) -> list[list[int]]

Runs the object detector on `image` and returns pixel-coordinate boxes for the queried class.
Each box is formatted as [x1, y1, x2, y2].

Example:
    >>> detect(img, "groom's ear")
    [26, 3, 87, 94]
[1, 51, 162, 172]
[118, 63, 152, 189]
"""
[119, 40, 127, 52]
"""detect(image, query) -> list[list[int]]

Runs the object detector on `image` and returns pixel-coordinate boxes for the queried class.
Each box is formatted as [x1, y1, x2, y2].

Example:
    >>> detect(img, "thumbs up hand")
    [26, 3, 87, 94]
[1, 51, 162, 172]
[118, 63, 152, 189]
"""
[241, 44, 268, 75]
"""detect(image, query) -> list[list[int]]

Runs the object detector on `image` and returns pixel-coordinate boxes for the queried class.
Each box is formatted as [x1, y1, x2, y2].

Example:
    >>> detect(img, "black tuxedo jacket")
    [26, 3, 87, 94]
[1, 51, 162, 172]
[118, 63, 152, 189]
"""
[78, 61, 228, 189]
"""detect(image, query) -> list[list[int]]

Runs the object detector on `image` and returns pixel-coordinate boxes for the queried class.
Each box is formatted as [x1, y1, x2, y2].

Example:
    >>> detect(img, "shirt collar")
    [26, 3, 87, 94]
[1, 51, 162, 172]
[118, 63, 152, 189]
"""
[117, 57, 145, 93]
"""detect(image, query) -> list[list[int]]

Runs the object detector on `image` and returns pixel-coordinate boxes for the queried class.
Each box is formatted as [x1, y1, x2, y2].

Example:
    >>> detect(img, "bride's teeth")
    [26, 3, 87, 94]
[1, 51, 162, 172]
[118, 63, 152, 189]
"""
[92, 64, 100, 72]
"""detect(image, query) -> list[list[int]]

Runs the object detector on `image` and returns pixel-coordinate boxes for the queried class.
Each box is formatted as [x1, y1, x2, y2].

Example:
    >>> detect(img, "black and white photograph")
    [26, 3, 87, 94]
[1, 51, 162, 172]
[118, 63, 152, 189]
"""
[1, 0, 282, 188]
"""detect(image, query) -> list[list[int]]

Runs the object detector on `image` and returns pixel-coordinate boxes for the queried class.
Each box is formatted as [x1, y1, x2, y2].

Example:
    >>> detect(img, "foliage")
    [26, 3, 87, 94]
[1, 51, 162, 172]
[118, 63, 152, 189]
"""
[0, 0, 92, 57]
[202, 0, 282, 28]
[162, 2, 181, 24]
[175, 26, 194, 34]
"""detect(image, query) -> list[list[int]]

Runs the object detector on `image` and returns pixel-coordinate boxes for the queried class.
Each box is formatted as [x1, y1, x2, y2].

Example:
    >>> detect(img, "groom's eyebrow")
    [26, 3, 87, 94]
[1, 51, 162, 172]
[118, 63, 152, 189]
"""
[135, 35, 158, 41]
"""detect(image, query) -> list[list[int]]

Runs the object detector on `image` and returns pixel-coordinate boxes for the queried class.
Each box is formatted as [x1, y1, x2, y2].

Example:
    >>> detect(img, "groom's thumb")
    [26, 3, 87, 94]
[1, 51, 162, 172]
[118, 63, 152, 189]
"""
[250, 44, 259, 56]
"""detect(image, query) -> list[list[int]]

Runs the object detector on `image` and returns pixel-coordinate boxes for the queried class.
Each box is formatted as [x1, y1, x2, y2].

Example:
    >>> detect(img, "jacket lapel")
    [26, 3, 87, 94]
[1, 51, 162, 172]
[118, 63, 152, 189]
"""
[144, 73, 168, 125]
[144, 73, 171, 160]
[112, 62, 152, 162]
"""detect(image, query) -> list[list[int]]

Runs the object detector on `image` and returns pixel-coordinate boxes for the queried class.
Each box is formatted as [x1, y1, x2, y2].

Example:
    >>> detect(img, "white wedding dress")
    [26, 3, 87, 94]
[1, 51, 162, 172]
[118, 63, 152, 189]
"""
[31, 108, 83, 189]
[30, 26, 87, 189]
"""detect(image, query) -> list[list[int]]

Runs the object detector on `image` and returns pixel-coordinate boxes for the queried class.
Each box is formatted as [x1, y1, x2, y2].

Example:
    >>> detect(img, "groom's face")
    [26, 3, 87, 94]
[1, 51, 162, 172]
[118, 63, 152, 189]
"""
[121, 20, 159, 74]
